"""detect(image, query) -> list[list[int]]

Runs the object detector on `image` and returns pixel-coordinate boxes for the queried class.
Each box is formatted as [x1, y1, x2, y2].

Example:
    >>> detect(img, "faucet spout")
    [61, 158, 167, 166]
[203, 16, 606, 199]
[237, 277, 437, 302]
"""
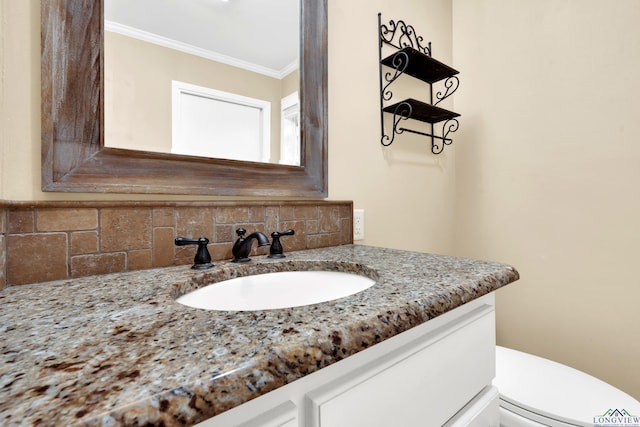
[232, 228, 270, 262]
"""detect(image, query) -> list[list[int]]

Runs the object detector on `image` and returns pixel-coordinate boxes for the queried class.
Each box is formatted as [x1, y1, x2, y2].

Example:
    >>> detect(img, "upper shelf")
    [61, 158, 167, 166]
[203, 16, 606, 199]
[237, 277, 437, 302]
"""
[381, 46, 459, 84]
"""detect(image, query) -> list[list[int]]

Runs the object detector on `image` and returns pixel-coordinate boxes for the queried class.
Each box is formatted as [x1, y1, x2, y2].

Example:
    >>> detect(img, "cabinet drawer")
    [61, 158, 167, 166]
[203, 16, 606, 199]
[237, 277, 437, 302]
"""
[305, 305, 495, 427]
[196, 400, 297, 427]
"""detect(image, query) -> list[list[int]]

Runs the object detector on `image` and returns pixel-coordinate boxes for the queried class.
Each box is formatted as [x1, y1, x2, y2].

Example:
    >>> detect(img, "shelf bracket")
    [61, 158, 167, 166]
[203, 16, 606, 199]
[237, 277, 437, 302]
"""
[433, 76, 460, 107]
[398, 118, 459, 154]
[381, 50, 410, 102]
[381, 101, 412, 147]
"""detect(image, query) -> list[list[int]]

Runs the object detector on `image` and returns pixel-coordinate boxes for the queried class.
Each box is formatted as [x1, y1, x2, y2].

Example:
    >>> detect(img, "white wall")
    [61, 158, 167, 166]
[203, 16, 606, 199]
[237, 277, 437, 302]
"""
[453, 0, 640, 399]
[0, 0, 457, 253]
[328, 0, 456, 253]
[0, 0, 40, 200]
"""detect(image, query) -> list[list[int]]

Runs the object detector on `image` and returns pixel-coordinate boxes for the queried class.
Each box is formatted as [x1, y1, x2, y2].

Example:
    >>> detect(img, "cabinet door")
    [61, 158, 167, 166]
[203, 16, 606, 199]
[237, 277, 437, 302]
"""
[305, 305, 495, 427]
[444, 386, 500, 427]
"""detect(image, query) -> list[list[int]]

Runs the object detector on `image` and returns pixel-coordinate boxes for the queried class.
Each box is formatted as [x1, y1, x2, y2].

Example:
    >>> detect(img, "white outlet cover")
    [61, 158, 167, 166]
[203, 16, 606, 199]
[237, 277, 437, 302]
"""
[354, 209, 365, 240]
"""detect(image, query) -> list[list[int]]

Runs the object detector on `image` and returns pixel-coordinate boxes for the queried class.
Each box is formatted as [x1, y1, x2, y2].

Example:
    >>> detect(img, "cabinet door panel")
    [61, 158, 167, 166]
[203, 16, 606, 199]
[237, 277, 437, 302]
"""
[306, 305, 495, 427]
[444, 386, 500, 427]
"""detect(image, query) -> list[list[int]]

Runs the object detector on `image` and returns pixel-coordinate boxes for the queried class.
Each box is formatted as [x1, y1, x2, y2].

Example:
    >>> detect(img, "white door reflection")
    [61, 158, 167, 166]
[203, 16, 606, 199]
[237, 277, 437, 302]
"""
[279, 91, 300, 166]
[172, 81, 271, 163]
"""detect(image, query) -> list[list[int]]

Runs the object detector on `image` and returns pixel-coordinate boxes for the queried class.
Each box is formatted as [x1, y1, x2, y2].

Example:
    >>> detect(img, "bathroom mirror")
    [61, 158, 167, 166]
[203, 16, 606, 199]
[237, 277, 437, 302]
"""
[41, 0, 327, 197]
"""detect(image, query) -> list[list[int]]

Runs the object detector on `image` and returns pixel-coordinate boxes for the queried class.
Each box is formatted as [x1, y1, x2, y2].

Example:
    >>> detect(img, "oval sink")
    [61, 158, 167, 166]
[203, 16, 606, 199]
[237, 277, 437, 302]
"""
[176, 270, 376, 311]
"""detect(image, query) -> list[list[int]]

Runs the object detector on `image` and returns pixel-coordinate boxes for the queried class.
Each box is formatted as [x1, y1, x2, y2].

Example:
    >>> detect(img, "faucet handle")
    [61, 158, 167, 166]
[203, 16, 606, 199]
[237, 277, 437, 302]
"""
[235, 228, 246, 238]
[175, 237, 214, 270]
[268, 229, 295, 258]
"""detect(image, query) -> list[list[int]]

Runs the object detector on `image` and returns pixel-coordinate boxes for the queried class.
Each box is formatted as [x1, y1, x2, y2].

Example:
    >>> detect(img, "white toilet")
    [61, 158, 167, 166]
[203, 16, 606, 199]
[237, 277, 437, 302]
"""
[493, 346, 640, 427]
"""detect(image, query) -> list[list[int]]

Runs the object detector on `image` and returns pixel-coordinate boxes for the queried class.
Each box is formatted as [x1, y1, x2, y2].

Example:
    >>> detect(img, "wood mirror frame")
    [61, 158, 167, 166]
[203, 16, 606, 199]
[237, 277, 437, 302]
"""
[41, 0, 327, 197]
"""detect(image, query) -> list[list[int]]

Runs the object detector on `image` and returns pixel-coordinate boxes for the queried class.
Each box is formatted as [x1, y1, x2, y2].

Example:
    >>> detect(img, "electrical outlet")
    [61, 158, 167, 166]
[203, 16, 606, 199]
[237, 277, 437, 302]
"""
[353, 209, 365, 241]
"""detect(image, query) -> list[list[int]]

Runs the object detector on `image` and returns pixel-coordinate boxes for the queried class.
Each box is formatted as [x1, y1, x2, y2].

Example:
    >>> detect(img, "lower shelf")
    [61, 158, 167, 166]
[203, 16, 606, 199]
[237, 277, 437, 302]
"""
[382, 98, 459, 124]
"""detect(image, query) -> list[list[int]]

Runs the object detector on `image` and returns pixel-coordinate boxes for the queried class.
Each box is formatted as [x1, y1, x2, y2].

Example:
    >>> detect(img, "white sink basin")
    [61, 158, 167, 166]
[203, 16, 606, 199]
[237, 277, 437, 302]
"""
[176, 270, 376, 311]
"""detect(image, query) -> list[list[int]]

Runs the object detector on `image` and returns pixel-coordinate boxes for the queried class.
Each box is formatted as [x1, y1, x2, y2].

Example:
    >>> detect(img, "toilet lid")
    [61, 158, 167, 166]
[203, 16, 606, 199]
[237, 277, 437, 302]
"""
[494, 346, 640, 426]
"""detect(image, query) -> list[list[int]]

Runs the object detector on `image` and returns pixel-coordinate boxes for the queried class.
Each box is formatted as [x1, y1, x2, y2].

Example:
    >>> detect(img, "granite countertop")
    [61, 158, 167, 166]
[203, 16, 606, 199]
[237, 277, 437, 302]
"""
[0, 245, 519, 426]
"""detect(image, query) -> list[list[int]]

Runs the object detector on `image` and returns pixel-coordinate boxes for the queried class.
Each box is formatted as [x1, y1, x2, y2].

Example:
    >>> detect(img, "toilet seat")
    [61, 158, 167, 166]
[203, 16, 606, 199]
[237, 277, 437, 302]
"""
[499, 404, 577, 427]
[494, 346, 640, 427]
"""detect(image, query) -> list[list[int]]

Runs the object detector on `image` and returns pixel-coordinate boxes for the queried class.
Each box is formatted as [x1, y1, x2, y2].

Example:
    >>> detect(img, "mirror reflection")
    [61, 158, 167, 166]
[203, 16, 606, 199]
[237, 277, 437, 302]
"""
[104, 0, 301, 165]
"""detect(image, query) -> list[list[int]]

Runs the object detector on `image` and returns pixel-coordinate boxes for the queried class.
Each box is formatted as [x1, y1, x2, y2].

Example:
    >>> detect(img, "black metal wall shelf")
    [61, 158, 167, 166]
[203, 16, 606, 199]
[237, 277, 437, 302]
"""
[378, 13, 460, 154]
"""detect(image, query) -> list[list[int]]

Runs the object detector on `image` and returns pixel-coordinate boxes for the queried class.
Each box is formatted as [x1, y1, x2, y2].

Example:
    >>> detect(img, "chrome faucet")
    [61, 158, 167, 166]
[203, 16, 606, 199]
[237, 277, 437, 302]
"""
[232, 228, 270, 262]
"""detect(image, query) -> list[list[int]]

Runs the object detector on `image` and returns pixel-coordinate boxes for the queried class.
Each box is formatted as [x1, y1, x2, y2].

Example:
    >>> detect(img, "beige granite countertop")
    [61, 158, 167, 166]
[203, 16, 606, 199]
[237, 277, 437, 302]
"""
[0, 245, 519, 426]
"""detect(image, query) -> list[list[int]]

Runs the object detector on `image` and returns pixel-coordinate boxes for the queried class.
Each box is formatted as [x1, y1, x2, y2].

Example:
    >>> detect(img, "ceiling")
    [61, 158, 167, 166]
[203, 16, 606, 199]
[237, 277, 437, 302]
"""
[104, 0, 300, 76]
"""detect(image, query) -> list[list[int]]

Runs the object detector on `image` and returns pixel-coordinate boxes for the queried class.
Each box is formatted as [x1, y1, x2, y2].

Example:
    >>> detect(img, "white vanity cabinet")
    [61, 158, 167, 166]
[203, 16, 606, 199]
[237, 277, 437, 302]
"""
[197, 294, 499, 427]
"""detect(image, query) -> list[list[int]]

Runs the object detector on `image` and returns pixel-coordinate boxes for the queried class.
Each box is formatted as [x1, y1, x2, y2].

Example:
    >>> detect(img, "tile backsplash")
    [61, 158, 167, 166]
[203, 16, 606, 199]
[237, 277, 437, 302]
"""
[0, 200, 353, 288]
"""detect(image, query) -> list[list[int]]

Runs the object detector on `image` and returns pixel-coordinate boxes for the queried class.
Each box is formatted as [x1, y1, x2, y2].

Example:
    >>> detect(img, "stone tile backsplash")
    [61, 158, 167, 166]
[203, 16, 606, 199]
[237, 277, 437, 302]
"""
[0, 200, 353, 288]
